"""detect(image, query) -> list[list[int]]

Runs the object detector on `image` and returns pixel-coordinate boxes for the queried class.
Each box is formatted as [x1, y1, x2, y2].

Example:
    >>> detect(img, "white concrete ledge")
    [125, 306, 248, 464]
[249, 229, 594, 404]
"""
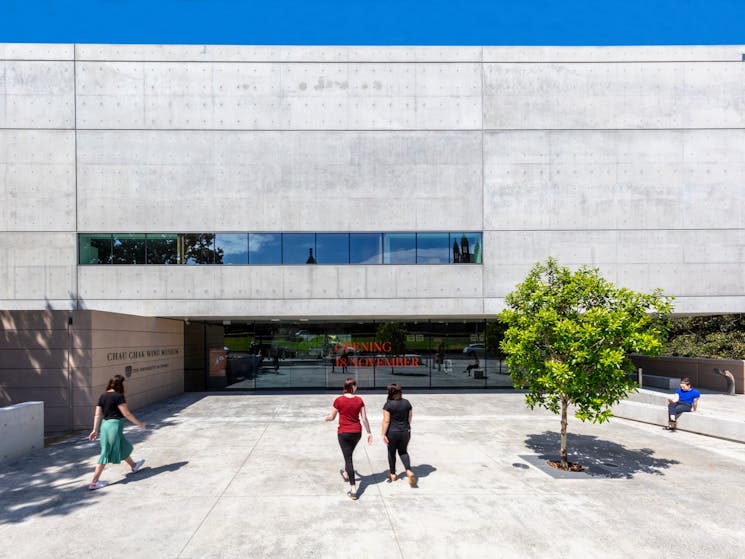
[612, 390, 745, 444]
[0, 402, 44, 463]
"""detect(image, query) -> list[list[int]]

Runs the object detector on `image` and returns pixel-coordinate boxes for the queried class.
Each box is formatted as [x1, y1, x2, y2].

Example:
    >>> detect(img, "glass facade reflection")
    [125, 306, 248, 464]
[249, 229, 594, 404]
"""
[219, 320, 510, 391]
[349, 233, 383, 264]
[383, 233, 416, 264]
[215, 233, 249, 265]
[79, 232, 483, 266]
[249, 233, 282, 265]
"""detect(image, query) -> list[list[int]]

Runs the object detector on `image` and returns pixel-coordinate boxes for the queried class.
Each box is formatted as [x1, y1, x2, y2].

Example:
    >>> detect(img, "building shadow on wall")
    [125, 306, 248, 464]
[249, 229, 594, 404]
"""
[522, 431, 680, 479]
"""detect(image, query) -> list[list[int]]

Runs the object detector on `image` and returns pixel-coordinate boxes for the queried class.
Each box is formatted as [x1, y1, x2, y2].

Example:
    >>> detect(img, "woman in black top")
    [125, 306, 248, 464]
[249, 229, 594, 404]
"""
[381, 383, 417, 486]
[87, 374, 146, 490]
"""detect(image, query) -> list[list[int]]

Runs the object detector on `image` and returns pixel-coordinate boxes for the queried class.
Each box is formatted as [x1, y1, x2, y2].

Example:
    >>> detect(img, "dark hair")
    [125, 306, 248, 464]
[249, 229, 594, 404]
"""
[387, 383, 403, 400]
[343, 377, 357, 393]
[106, 374, 126, 396]
[681, 377, 692, 386]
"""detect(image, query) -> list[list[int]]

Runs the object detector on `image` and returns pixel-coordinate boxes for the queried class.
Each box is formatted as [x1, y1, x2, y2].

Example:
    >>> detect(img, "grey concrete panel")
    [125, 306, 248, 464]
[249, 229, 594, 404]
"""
[483, 62, 745, 129]
[482, 45, 745, 62]
[0, 43, 74, 60]
[78, 297, 487, 320]
[76, 130, 483, 231]
[78, 265, 483, 303]
[482, 230, 745, 299]
[76, 61, 482, 130]
[484, 130, 745, 230]
[0, 233, 76, 300]
[0, 61, 74, 128]
[75, 44, 483, 62]
[0, 130, 75, 231]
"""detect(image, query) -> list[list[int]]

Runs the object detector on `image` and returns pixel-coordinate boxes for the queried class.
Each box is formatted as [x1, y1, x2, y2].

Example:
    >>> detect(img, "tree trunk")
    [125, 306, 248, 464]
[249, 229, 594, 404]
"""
[560, 394, 568, 468]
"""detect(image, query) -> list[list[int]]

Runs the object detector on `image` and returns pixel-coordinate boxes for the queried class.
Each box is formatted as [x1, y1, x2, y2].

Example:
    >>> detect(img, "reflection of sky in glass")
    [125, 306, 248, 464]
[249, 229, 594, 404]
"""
[384, 233, 416, 264]
[283, 233, 316, 264]
[215, 233, 248, 265]
[417, 233, 449, 264]
[316, 233, 349, 264]
[249, 233, 282, 264]
[350, 234, 382, 264]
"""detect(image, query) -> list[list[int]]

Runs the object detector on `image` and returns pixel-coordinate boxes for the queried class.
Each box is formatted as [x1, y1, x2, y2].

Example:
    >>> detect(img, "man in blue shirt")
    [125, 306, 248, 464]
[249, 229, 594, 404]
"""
[665, 377, 701, 431]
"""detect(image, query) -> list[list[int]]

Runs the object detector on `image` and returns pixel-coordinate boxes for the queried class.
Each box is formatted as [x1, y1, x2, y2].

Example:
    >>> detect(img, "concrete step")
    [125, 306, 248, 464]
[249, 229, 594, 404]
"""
[612, 393, 745, 444]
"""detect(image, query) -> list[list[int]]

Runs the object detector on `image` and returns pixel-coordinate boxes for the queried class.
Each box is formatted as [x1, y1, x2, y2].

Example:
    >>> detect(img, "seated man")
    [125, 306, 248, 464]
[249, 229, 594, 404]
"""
[464, 351, 479, 376]
[665, 377, 701, 431]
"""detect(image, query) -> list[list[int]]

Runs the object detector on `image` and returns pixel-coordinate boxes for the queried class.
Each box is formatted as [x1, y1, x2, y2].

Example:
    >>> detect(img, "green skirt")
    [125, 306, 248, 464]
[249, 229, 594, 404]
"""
[97, 418, 133, 465]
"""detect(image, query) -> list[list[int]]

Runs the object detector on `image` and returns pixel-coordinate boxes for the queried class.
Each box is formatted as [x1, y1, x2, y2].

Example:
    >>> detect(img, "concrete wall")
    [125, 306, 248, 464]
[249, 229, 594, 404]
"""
[631, 355, 745, 394]
[2, 44, 745, 319]
[0, 401, 44, 463]
[0, 310, 183, 432]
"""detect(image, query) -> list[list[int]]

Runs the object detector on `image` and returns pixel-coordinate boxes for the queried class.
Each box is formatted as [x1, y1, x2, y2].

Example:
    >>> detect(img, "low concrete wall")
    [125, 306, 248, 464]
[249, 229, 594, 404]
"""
[612, 389, 745, 444]
[0, 310, 184, 433]
[0, 401, 44, 463]
[630, 355, 745, 394]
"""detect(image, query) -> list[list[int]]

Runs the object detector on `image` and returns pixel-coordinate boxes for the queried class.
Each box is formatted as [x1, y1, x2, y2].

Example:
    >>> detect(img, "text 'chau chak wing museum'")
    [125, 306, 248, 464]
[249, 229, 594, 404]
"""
[2, 43, 745, 431]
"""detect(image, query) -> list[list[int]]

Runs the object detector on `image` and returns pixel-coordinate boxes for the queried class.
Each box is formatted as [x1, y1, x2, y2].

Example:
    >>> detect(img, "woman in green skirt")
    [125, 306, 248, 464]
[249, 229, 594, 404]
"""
[87, 374, 146, 490]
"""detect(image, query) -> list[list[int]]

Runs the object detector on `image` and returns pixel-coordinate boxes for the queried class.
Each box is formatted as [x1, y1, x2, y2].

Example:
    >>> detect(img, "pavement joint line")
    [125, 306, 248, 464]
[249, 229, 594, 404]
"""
[362, 443, 406, 559]
[173, 420, 272, 559]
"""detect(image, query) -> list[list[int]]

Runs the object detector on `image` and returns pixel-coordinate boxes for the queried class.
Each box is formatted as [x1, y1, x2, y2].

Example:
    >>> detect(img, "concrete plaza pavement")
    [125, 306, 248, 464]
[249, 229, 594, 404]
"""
[2, 391, 745, 559]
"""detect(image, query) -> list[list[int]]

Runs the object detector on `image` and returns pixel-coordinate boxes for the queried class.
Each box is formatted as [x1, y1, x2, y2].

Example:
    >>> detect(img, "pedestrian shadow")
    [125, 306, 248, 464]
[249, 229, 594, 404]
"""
[115, 461, 189, 485]
[523, 431, 679, 479]
[355, 464, 437, 497]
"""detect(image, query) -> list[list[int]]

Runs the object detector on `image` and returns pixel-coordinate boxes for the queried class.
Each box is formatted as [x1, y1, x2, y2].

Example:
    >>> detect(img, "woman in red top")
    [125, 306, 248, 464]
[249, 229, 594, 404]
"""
[324, 377, 373, 500]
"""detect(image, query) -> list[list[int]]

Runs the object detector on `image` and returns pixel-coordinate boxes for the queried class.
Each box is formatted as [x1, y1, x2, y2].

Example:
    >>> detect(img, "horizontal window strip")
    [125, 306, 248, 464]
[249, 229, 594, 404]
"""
[78, 232, 483, 266]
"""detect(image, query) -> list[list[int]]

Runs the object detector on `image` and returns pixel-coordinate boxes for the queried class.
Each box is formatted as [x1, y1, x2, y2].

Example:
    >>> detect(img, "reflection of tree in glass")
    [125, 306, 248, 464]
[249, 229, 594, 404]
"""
[183, 233, 223, 264]
[147, 236, 179, 264]
[112, 236, 146, 264]
[376, 322, 407, 373]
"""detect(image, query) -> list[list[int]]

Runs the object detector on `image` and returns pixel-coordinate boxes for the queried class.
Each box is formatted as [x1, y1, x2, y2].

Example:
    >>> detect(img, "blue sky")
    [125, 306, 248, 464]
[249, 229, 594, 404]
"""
[2, 1, 745, 45]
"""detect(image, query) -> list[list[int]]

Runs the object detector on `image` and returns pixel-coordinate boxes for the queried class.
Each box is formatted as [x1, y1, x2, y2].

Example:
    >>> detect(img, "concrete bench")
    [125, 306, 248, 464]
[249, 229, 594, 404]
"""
[612, 389, 745, 444]
[641, 374, 680, 390]
[1, 402, 44, 464]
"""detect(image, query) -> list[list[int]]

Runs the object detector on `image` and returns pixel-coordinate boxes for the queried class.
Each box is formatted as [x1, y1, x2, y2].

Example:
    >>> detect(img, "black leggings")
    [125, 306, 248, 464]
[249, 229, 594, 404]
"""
[386, 430, 411, 474]
[338, 432, 361, 486]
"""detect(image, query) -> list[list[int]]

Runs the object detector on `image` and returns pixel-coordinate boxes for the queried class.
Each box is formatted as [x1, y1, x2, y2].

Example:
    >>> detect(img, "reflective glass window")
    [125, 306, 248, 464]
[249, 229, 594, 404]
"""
[182, 233, 217, 264]
[282, 233, 316, 264]
[349, 233, 382, 264]
[215, 233, 249, 265]
[451, 232, 483, 264]
[249, 233, 282, 265]
[416, 233, 450, 264]
[79, 234, 112, 264]
[383, 233, 416, 264]
[316, 233, 349, 264]
[112, 234, 146, 264]
[147, 233, 180, 264]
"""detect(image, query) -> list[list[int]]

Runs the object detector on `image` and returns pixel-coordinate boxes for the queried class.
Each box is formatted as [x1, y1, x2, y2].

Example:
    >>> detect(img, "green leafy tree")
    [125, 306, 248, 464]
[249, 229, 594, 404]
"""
[499, 258, 673, 469]
[665, 314, 745, 359]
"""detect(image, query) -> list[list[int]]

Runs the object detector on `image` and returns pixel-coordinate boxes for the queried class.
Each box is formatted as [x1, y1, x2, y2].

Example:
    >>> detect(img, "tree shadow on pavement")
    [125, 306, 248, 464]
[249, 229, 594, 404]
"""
[0, 393, 206, 525]
[523, 431, 679, 479]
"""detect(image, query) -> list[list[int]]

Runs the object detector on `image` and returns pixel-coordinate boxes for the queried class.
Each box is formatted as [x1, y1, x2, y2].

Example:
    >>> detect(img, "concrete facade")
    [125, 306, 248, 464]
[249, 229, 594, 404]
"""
[0, 310, 184, 432]
[1, 44, 745, 320]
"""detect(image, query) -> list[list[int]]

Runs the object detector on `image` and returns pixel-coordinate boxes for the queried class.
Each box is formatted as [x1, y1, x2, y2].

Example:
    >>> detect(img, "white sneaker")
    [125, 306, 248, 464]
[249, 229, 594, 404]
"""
[131, 459, 145, 473]
[88, 481, 107, 491]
